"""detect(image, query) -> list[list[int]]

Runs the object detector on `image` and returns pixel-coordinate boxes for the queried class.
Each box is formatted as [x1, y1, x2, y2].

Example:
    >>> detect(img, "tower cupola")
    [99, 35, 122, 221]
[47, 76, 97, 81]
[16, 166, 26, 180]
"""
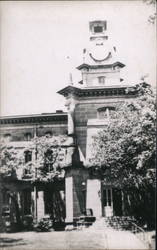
[77, 20, 125, 87]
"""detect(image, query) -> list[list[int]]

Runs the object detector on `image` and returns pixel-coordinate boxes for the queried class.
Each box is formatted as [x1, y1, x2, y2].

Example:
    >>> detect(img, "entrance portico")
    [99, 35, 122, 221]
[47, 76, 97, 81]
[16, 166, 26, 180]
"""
[85, 178, 123, 218]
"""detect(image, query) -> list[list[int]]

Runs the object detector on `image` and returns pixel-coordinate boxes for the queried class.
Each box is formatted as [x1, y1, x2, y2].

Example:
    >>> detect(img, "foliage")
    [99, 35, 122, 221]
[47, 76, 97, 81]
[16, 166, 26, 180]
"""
[30, 134, 68, 182]
[33, 217, 53, 232]
[0, 135, 68, 227]
[88, 82, 156, 189]
[143, 0, 156, 24]
[88, 82, 155, 226]
[0, 135, 69, 182]
[0, 144, 24, 179]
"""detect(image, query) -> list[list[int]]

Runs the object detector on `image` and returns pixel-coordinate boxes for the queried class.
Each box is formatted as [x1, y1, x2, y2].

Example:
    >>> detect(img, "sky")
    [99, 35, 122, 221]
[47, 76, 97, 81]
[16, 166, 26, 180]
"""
[0, 1, 156, 116]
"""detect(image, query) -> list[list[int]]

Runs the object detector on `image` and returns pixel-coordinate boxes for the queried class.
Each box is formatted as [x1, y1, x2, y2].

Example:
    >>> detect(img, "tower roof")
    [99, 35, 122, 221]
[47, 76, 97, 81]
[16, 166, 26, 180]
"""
[76, 62, 125, 71]
[57, 85, 136, 98]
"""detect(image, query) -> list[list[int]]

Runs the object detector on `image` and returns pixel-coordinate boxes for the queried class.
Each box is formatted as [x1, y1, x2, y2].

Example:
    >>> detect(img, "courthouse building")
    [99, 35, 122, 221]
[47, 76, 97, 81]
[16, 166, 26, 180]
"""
[0, 20, 136, 225]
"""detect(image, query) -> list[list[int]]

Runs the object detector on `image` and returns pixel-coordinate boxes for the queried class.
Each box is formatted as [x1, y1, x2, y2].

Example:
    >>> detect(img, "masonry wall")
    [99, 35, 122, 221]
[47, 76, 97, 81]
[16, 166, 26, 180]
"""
[74, 96, 130, 158]
[0, 121, 68, 142]
[65, 167, 89, 220]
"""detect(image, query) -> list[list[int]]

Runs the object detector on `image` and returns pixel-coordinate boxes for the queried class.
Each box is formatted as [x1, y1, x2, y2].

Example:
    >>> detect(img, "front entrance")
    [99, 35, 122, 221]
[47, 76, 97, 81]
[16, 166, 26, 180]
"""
[103, 188, 123, 217]
[103, 188, 113, 217]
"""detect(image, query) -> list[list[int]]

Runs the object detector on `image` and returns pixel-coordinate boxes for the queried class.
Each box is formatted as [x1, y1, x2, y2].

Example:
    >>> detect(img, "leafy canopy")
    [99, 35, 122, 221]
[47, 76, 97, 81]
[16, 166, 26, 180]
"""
[0, 134, 70, 182]
[88, 82, 156, 189]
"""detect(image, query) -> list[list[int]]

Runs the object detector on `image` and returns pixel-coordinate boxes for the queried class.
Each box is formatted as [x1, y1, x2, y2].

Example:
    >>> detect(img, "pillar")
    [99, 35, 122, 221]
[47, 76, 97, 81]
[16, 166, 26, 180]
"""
[65, 167, 89, 224]
[86, 179, 102, 218]
[32, 190, 45, 221]
[37, 191, 45, 220]
[65, 176, 73, 223]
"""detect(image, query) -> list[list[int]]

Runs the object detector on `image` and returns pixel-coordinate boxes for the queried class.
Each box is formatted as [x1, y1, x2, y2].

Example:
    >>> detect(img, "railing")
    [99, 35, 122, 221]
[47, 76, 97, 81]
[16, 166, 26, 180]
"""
[131, 222, 149, 248]
[103, 217, 153, 249]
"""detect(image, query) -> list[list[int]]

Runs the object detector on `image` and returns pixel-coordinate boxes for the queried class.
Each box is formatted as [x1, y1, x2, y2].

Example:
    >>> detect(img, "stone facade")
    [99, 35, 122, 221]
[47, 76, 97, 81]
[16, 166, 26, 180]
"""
[0, 20, 137, 228]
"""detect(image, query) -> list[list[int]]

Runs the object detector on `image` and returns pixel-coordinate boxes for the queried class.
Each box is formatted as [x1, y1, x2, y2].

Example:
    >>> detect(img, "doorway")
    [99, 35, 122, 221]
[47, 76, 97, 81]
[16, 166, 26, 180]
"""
[103, 188, 113, 217]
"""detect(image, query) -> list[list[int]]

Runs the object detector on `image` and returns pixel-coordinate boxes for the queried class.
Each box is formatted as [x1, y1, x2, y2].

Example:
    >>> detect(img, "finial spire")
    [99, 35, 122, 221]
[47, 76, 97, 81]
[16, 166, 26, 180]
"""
[83, 48, 86, 63]
[69, 72, 73, 85]
[67, 56, 73, 85]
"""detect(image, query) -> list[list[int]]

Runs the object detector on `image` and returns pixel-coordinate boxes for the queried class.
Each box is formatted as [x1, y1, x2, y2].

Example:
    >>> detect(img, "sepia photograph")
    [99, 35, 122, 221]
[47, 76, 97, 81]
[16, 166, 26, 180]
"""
[0, 1, 156, 249]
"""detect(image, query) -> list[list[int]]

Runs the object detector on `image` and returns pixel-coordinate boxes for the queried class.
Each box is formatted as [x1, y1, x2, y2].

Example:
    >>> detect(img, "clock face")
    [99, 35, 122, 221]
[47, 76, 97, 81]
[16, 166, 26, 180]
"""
[89, 42, 112, 61]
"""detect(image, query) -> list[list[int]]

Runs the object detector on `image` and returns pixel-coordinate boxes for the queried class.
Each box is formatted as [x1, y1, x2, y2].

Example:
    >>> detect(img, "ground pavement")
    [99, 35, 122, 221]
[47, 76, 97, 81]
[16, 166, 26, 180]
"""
[0, 227, 150, 250]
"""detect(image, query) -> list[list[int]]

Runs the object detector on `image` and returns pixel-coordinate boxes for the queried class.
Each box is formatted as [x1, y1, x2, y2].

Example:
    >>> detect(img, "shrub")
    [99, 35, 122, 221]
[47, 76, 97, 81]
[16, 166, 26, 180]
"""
[33, 217, 53, 232]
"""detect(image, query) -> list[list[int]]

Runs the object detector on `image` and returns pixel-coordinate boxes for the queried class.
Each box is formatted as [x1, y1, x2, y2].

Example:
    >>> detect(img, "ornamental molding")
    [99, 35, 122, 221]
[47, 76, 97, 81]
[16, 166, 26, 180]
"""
[0, 114, 68, 125]
[58, 85, 134, 98]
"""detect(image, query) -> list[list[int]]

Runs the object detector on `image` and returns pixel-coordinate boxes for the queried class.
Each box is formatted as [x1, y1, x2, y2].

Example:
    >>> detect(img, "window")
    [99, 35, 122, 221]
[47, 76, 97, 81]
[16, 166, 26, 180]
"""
[4, 134, 11, 142]
[44, 148, 55, 172]
[98, 76, 106, 84]
[45, 131, 52, 137]
[98, 107, 115, 119]
[24, 133, 32, 141]
[103, 189, 112, 207]
[94, 26, 103, 33]
[24, 151, 32, 163]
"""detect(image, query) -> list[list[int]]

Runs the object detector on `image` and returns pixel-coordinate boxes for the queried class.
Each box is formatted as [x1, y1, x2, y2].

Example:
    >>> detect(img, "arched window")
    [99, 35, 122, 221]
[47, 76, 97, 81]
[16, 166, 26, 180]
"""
[24, 151, 32, 163]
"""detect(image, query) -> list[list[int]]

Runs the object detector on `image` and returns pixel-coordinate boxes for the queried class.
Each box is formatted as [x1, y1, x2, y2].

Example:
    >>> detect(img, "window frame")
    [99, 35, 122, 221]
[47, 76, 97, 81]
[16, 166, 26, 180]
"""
[98, 76, 106, 84]
[24, 150, 32, 163]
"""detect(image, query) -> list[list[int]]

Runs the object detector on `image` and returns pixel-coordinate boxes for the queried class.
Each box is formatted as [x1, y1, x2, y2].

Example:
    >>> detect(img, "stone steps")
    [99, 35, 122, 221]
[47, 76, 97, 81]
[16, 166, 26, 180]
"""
[91, 216, 136, 231]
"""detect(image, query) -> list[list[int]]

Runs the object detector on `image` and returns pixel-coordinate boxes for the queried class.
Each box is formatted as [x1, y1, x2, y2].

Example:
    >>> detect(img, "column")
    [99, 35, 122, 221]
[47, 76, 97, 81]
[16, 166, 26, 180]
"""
[65, 176, 73, 223]
[65, 96, 76, 136]
[37, 191, 45, 220]
[86, 179, 102, 218]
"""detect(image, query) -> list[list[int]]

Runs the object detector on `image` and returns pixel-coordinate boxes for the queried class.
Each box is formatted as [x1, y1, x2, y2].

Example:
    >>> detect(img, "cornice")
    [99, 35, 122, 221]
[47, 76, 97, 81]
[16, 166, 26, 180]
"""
[76, 61, 125, 70]
[57, 85, 136, 98]
[0, 113, 68, 125]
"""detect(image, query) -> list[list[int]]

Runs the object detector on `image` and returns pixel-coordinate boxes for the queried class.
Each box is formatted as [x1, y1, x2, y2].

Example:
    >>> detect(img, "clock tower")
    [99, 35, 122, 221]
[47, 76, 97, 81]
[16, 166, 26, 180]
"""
[78, 20, 125, 87]
[58, 20, 135, 222]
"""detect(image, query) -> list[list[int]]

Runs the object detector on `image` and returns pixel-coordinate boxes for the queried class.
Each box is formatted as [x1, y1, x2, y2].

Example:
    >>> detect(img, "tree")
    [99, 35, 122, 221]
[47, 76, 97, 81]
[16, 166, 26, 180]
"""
[88, 82, 156, 227]
[0, 134, 71, 229]
[28, 134, 69, 223]
[0, 144, 24, 231]
[143, 0, 156, 24]
[0, 144, 23, 178]
[30, 134, 69, 182]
